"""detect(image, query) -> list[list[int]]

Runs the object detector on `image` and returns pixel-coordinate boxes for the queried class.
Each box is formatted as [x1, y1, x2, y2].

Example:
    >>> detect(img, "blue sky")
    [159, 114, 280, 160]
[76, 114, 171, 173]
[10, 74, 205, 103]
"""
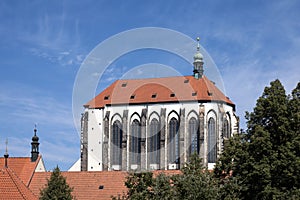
[0, 0, 299, 171]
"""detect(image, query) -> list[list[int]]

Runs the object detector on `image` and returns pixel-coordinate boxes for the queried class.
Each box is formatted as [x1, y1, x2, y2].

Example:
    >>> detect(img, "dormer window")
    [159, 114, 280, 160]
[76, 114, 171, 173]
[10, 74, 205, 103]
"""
[121, 82, 127, 87]
[170, 93, 175, 97]
[151, 93, 157, 98]
[184, 79, 189, 83]
[104, 95, 110, 100]
[192, 92, 197, 96]
[130, 95, 135, 99]
[207, 91, 213, 96]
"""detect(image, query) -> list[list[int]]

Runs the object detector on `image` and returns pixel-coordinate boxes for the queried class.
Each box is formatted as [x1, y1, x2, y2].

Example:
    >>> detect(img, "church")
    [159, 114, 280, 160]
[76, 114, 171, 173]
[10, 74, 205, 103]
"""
[80, 39, 239, 171]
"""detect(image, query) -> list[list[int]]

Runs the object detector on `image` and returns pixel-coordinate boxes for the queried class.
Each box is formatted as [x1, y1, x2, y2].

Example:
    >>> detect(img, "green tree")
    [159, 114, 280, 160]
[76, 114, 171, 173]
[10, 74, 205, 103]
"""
[124, 171, 153, 200]
[151, 173, 175, 200]
[215, 79, 300, 199]
[173, 153, 220, 200]
[118, 154, 220, 200]
[40, 166, 74, 200]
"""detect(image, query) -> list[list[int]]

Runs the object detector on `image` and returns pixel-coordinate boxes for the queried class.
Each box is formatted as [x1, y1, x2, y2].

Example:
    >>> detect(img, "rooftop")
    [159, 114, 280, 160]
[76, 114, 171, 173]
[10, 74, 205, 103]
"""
[85, 75, 234, 109]
[0, 166, 38, 200]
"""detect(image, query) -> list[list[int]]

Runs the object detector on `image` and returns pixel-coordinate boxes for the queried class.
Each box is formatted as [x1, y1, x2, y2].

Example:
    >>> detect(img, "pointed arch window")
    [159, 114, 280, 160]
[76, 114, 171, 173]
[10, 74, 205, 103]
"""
[149, 118, 160, 165]
[130, 119, 141, 165]
[223, 118, 230, 139]
[112, 120, 122, 166]
[208, 117, 216, 163]
[168, 118, 179, 164]
[189, 117, 199, 155]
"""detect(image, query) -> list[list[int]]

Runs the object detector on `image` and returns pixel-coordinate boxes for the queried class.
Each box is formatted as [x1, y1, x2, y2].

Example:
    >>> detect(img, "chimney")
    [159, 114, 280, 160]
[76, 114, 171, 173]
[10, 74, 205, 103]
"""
[4, 152, 9, 168]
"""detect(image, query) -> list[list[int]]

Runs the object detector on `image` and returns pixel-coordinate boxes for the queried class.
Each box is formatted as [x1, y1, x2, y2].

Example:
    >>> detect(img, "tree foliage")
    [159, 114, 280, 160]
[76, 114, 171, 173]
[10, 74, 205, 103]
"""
[215, 79, 300, 199]
[115, 154, 220, 200]
[40, 166, 74, 200]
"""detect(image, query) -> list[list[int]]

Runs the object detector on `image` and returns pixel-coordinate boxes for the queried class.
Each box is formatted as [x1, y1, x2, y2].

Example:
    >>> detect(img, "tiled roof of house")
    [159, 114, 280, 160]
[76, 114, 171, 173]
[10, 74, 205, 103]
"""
[85, 75, 234, 109]
[0, 167, 38, 200]
[0, 156, 41, 186]
[29, 170, 181, 200]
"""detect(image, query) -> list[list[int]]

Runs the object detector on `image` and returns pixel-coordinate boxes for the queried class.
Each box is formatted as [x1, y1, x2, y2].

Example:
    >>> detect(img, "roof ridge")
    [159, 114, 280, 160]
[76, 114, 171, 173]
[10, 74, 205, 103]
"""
[27, 155, 41, 187]
[117, 75, 194, 81]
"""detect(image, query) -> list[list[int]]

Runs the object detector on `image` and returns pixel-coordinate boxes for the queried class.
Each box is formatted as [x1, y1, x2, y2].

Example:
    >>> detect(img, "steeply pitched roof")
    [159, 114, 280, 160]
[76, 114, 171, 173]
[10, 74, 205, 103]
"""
[29, 170, 181, 200]
[85, 75, 234, 109]
[0, 167, 38, 200]
[0, 156, 42, 186]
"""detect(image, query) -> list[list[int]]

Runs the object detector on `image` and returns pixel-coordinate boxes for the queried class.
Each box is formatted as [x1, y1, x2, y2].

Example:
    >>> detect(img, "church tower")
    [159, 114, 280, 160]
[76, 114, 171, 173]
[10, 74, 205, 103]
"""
[31, 126, 39, 162]
[193, 37, 204, 79]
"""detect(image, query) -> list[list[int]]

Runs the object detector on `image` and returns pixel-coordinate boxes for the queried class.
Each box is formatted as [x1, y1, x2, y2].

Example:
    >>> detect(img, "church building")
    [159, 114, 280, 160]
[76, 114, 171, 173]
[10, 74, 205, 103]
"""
[80, 39, 239, 171]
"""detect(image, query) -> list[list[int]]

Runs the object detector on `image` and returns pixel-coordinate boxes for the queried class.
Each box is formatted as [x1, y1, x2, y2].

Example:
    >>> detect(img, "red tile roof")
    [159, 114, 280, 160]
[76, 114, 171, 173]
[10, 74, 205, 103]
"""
[85, 76, 234, 109]
[0, 156, 41, 186]
[0, 167, 38, 200]
[29, 170, 181, 200]
[30, 171, 128, 200]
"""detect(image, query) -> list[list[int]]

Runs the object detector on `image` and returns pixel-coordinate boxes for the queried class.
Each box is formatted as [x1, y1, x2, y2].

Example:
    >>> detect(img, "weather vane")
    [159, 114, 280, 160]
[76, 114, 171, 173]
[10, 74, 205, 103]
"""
[196, 37, 200, 51]
[5, 138, 8, 154]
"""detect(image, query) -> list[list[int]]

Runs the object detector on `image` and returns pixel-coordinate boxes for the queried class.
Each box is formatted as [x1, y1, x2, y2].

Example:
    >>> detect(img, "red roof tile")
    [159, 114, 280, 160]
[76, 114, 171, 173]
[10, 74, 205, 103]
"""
[0, 167, 38, 200]
[29, 170, 181, 200]
[0, 156, 41, 186]
[85, 76, 234, 109]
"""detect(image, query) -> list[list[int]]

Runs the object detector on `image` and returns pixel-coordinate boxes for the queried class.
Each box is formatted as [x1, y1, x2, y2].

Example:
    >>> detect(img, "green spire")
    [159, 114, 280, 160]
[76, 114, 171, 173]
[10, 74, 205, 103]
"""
[193, 37, 204, 79]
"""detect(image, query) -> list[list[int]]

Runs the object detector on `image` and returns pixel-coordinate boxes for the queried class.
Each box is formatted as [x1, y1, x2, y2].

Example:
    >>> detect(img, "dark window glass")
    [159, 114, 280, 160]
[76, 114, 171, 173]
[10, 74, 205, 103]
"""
[168, 118, 179, 164]
[223, 119, 230, 139]
[189, 117, 199, 155]
[149, 119, 160, 164]
[208, 117, 216, 163]
[130, 119, 141, 165]
[112, 120, 122, 165]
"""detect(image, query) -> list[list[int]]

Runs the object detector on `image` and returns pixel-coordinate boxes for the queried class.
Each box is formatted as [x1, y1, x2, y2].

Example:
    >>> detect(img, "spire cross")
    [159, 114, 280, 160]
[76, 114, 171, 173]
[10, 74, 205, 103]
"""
[34, 124, 37, 136]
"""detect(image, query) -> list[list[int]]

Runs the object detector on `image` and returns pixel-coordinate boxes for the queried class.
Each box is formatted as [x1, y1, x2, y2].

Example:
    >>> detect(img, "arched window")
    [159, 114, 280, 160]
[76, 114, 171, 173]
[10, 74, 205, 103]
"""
[189, 117, 199, 155]
[149, 119, 160, 165]
[130, 119, 141, 165]
[112, 120, 122, 166]
[168, 118, 179, 164]
[208, 117, 216, 163]
[223, 118, 230, 139]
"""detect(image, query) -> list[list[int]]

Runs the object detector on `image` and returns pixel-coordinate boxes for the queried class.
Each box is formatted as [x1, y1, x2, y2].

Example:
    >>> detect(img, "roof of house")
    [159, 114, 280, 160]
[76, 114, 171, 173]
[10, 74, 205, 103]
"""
[0, 167, 38, 200]
[85, 75, 234, 109]
[0, 156, 42, 186]
[29, 170, 181, 200]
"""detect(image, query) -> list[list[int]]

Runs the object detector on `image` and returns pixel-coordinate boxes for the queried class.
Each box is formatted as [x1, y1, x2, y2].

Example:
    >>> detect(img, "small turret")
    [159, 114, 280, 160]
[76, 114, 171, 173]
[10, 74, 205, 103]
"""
[31, 125, 40, 162]
[193, 37, 204, 79]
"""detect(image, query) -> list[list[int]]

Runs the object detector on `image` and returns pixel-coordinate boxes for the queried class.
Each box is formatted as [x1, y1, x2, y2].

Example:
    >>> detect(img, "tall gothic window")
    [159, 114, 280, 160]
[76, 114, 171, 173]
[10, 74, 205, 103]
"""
[130, 119, 141, 165]
[149, 118, 160, 165]
[112, 120, 122, 166]
[223, 118, 230, 139]
[168, 118, 179, 164]
[208, 117, 216, 163]
[189, 117, 199, 155]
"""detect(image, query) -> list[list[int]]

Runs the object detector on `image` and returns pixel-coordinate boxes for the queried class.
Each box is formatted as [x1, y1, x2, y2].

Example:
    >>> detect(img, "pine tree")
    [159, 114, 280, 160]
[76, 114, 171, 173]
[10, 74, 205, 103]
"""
[215, 79, 300, 199]
[40, 166, 74, 200]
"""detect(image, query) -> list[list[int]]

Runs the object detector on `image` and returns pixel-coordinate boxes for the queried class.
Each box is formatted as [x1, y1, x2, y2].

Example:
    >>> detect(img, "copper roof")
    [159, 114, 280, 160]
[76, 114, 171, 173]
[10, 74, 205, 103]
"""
[85, 75, 234, 109]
